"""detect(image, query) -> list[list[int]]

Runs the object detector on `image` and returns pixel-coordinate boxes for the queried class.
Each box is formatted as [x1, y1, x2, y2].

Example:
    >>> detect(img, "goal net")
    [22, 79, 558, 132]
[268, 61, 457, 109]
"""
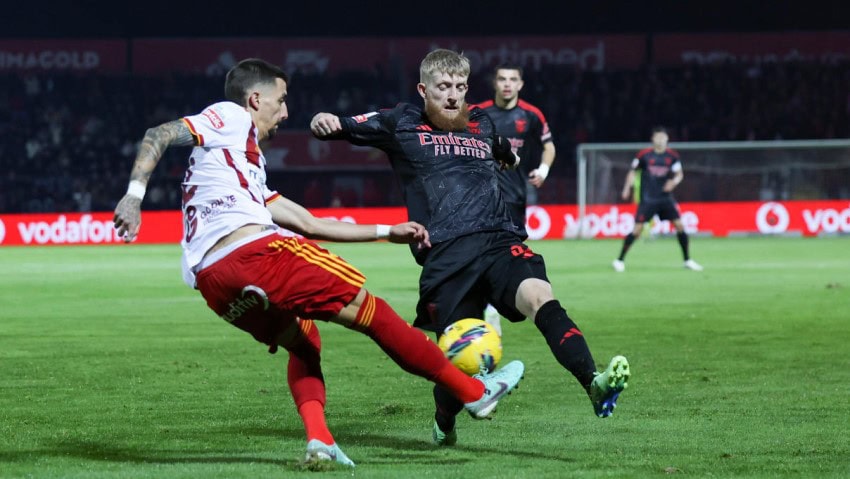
[576, 139, 850, 236]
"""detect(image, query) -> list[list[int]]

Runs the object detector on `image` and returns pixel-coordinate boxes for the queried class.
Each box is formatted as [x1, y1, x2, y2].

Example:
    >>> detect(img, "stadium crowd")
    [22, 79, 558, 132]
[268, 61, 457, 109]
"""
[2, 60, 848, 213]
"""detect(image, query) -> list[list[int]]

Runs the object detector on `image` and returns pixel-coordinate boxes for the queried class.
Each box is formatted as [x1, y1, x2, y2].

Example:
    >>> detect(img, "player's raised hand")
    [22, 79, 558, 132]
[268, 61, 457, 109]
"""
[388, 221, 431, 249]
[310, 113, 342, 137]
[113, 195, 142, 242]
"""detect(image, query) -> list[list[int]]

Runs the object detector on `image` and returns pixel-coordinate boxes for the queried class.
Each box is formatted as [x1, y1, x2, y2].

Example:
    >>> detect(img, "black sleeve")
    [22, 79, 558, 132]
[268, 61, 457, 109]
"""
[322, 108, 398, 149]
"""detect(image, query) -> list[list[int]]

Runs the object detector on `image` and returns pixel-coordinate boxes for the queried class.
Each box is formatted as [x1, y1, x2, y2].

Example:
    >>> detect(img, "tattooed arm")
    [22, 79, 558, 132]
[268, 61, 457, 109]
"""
[113, 120, 196, 242]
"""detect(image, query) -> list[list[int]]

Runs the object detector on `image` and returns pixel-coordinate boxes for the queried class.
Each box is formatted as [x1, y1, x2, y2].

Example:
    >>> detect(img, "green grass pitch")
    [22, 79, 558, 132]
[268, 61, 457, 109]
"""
[1, 236, 848, 478]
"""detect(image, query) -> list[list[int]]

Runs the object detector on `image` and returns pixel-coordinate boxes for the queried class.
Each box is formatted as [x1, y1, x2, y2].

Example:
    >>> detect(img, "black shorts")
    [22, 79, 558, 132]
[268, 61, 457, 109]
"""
[414, 230, 549, 333]
[635, 198, 681, 223]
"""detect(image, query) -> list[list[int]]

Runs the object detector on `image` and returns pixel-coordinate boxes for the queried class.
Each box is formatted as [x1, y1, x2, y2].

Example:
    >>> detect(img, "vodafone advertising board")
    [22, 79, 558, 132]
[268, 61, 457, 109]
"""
[0, 211, 182, 246]
[1, 201, 847, 246]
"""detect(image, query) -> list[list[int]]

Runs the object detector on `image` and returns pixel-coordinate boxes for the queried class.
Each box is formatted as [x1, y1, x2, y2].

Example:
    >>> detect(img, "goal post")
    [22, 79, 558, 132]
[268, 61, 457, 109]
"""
[575, 139, 850, 238]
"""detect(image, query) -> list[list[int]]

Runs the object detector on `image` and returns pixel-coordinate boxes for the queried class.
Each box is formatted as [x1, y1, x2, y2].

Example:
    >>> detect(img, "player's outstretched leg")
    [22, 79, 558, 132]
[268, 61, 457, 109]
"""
[483, 303, 503, 336]
[590, 355, 630, 418]
[432, 420, 458, 446]
[432, 385, 463, 446]
[463, 360, 525, 419]
[431, 359, 525, 445]
[305, 439, 355, 467]
[346, 291, 524, 418]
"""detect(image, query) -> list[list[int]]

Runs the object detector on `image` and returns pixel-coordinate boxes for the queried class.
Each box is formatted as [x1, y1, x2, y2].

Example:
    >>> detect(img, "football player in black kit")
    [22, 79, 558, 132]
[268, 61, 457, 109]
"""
[311, 49, 630, 446]
[472, 65, 556, 335]
[613, 127, 704, 272]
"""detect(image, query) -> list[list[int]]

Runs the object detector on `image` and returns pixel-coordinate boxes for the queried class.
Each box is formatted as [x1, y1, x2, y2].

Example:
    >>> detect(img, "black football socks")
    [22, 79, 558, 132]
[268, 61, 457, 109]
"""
[618, 233, 636, 261]
[534, 300, 597, 393]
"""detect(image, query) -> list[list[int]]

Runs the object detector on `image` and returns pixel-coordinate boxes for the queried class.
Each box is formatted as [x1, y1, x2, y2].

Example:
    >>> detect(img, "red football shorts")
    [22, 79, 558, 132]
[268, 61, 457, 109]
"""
[195, 232, 365, 346]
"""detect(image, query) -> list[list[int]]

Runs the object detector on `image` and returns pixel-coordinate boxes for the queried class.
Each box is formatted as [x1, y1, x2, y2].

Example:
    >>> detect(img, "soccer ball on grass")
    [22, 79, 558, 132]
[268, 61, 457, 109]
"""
[438, 318, 502, 375]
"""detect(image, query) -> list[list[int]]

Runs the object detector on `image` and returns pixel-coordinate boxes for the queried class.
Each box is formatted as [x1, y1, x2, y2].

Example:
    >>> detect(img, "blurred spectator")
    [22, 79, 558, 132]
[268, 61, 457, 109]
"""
[2, 60, 849, 213]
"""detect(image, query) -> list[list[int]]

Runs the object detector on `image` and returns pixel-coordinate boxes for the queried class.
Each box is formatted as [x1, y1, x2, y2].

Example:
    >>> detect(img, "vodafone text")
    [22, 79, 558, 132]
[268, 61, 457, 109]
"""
[561, 207, 699, 239]
[17, 215, 121, 244]
[801, 205, 850, 234]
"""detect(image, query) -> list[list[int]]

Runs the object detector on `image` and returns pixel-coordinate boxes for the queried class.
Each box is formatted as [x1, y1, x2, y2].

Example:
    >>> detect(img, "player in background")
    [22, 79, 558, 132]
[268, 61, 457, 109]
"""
[472, 65, 556, 336]
[613, 126, 703, 272]
[112, 58, 525, 468]
[311, 49, 630, 447]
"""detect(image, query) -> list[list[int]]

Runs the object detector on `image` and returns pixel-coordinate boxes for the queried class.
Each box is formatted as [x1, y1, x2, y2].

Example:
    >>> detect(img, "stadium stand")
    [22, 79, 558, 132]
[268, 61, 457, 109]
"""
[2, 61, 848, 212]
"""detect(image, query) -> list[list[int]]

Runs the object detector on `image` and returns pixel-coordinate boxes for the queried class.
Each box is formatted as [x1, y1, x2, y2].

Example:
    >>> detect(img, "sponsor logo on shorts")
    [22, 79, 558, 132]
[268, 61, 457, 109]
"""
[219, 285, 269, 323]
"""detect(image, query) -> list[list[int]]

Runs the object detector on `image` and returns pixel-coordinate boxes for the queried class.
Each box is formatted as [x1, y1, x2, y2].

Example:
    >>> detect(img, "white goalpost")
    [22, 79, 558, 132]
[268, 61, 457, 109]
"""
[575, 139, 850, 238]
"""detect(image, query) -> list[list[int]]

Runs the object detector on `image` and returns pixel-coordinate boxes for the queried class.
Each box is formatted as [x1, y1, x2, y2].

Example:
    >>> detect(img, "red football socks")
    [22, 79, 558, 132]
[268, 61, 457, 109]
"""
[285, 320, 333, 444]
[297, 400, 334, 445]
[351, 292, 484, 404]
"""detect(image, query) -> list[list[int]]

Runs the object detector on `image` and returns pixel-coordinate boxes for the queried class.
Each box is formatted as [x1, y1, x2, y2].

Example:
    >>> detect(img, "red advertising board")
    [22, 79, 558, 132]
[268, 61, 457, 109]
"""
[2, 201, 847, 246]
[132, 35, 645, 75]
[0, 211, 182, 246]
[533, 200, 850, 239]
[653, 32, 850, 66]
[0, 40, 127, 72]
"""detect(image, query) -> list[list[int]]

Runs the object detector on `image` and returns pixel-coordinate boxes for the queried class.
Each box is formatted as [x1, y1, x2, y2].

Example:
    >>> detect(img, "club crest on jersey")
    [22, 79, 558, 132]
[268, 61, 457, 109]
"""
[515, 118, 527, 133]
[352, 112, 378, 123]
[466, 121, 481, 134]
[202, 109, 225, 129]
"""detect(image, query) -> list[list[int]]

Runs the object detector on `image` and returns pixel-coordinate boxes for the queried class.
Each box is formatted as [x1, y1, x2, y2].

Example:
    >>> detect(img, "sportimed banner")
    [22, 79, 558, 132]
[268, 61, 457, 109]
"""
[1, 201, 847, 246]
[7, 33, 850, 75]
[131, 35, 645, 75]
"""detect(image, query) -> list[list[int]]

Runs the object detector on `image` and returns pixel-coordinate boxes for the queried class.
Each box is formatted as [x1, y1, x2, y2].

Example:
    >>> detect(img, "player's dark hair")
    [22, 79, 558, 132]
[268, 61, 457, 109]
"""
[224, 58, 289, 106]
[494, 64, 524, 78]
[651, 126, 668, 135]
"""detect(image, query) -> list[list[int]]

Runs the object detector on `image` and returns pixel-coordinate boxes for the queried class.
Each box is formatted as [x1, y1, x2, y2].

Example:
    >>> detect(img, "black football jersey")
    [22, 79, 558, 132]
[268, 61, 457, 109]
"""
[631, 147, 682, 202]
[472, 99, 553, 204]
[328, 103, 526, 255]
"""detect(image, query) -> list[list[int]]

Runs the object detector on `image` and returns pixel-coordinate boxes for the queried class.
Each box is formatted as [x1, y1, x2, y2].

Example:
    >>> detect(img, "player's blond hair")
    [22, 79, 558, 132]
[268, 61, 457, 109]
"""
[419, 49, 470, 84]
